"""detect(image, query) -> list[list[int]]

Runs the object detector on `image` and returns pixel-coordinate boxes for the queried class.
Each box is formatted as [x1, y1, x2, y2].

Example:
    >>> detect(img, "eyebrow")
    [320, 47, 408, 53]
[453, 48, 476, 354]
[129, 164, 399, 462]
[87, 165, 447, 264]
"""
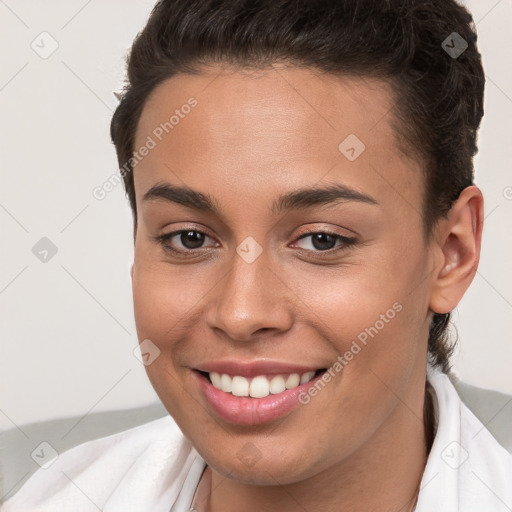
[143, 181, 378, 215]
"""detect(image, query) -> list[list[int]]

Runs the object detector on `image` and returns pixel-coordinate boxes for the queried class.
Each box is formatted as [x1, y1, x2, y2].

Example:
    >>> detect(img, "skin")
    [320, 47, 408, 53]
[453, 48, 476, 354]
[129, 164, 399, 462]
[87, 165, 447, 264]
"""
[130, 64, 483, 512]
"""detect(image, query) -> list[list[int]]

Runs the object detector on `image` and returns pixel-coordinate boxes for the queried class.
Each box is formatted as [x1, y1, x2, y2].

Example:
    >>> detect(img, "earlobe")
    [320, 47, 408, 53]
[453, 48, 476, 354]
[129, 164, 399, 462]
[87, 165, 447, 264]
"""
[429, 186, 484, 314]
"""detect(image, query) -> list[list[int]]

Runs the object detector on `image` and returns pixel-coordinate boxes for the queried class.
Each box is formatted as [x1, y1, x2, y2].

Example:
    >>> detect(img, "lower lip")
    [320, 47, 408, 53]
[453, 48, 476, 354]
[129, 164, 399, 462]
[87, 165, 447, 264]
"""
[193, 370, 325, 425]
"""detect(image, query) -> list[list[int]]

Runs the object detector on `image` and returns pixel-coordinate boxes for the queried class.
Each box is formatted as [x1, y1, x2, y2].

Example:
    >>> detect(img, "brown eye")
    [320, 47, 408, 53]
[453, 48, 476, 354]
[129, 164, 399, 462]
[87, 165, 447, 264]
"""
[157, 230, 217, 253]
[177, 230, 206, 249]
[294, 232, 355, 252]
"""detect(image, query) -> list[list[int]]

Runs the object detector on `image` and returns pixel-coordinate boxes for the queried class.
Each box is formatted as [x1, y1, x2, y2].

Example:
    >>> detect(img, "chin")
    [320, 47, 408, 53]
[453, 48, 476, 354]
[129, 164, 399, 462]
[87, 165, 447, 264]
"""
[196, 436, 332, 486]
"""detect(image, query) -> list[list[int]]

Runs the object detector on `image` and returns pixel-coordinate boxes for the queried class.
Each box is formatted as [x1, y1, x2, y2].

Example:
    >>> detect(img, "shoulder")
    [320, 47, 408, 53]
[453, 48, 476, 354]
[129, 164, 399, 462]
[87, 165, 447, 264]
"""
[419, 367, 512, 511]
[452, 376, 512, 453]
[428, 368, 512, 460]
[1, 414, 195, 512]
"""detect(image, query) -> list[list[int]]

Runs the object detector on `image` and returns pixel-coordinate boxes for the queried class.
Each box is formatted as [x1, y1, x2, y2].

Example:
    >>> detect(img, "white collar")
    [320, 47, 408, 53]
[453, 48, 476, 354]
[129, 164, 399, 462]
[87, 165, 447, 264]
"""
[415, 365, 512, 510]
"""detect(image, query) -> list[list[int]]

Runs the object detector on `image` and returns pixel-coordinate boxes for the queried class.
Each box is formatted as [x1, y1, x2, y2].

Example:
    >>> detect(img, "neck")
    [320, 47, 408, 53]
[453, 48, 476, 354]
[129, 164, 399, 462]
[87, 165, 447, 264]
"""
[200, 369, 434, 512]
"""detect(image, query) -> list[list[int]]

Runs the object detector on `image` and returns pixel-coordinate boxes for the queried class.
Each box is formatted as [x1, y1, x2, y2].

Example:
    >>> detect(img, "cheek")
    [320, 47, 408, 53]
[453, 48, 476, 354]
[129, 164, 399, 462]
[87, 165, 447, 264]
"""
[291, 263, 411, 346]
[131, 260, 207, 398]
[298, 279, 415, 400]
[290, 254, 428, 403]
[132, 261, 208, 341]
[131, 262, 206, 419]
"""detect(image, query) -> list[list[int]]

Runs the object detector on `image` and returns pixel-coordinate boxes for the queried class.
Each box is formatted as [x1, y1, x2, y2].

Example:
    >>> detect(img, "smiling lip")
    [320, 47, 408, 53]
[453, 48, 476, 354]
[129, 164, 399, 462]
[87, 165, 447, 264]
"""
[192, 360, 327, 425]
[195, 360, 321, 378]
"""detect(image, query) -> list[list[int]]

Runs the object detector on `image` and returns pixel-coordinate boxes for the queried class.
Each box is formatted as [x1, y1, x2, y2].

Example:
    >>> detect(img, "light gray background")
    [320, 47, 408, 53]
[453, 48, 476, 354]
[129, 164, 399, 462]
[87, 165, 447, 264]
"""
[1, 0, 511, 430]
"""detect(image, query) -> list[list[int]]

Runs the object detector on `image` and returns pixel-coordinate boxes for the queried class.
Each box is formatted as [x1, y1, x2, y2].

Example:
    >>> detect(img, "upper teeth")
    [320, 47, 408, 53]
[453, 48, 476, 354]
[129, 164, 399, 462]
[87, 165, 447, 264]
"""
[209, 371, 316, 398]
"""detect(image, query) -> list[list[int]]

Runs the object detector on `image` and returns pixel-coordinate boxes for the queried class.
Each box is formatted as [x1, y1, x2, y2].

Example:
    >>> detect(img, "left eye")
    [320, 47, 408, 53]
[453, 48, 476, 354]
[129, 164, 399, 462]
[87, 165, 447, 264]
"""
[293, 232, 354, 252]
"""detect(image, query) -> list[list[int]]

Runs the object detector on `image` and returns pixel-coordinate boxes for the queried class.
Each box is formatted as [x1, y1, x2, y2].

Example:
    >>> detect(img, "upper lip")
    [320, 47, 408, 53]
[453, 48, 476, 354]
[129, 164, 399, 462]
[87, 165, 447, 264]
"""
[194, 360, 325, 378]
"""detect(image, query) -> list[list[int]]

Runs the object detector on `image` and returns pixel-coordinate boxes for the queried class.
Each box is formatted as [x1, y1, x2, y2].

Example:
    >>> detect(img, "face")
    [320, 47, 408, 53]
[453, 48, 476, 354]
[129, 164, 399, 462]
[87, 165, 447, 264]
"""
[131, 65, 435, 484]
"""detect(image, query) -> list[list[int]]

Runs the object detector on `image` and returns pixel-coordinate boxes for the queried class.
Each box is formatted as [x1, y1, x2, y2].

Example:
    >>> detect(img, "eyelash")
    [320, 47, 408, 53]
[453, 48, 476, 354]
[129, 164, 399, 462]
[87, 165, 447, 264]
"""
[155, 229, 357, 258]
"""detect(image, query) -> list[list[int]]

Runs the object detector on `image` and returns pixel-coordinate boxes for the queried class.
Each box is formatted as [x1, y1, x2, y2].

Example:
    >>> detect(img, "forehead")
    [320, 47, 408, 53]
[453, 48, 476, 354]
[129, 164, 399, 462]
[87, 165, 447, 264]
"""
[136, 65, 396, 154]
[133, 65, 422, 219]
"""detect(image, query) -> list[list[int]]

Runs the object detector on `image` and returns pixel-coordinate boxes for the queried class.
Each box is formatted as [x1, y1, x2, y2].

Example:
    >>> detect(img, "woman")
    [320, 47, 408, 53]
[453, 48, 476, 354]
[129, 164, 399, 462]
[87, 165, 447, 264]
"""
[3, 0, 511, 510]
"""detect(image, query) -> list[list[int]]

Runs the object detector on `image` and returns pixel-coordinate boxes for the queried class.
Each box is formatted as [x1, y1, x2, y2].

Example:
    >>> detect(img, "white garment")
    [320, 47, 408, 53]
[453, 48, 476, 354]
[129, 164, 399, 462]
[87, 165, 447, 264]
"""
[2, 367, 511, 512]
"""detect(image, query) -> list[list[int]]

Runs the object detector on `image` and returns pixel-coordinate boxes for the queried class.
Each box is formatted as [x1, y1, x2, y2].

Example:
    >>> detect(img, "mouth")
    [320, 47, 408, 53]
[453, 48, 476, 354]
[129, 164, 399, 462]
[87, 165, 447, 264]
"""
[197, 368, 327, 398]
[192, 366, 330, 425]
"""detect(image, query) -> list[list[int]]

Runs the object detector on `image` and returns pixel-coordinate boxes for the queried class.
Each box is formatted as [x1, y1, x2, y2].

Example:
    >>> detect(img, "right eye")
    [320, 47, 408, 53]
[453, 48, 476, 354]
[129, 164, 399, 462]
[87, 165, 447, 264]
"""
[156, 229, 219, 254]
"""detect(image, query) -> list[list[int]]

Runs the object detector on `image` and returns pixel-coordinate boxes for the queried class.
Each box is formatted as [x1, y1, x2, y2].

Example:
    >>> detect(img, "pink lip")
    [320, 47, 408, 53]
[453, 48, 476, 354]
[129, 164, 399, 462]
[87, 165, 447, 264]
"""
[195, 359, 322, 378]
[192, 369, 326, 425]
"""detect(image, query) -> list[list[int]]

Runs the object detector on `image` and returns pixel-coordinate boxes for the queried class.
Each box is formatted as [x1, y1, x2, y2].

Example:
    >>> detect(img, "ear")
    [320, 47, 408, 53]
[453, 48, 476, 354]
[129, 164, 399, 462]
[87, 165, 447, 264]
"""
[429, 186, 484, 315]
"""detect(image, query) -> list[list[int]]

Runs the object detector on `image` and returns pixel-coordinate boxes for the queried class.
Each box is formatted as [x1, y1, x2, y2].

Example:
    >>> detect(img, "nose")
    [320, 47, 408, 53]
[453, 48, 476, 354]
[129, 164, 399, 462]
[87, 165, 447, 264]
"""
[205, 251, 293, 342]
